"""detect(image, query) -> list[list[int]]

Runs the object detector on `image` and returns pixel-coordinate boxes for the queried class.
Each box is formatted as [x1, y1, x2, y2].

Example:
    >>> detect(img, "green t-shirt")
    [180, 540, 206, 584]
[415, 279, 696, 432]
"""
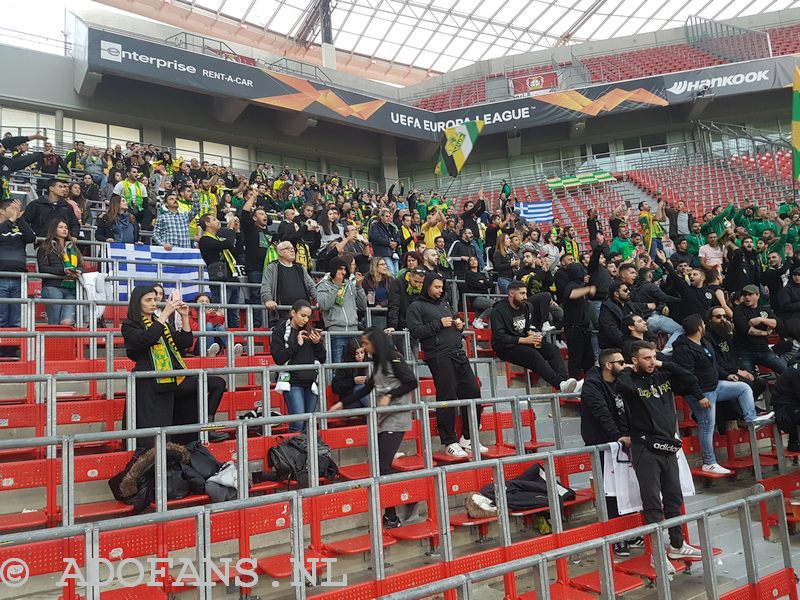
[686, 233, 706, 256]
[748, 218, 779, 242]
[779, 202, 797, 217]
[610, 236, 636, 260]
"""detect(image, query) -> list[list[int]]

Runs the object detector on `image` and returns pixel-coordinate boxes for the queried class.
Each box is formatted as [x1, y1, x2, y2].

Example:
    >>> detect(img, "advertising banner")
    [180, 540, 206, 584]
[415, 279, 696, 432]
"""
[85, 28, 800, 142]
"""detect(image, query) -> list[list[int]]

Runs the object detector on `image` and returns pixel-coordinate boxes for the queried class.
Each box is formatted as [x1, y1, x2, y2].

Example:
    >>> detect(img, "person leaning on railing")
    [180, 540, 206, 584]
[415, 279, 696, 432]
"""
[121, 285, 228, 448]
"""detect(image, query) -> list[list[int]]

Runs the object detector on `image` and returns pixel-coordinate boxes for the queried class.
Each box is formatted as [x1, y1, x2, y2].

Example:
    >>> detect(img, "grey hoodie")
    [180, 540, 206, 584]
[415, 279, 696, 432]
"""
[316, 274, 367, 330]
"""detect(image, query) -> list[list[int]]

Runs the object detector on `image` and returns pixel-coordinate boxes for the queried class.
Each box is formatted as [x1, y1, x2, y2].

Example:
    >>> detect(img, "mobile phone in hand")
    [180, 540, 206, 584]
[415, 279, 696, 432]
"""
[170, 289, 180, 302]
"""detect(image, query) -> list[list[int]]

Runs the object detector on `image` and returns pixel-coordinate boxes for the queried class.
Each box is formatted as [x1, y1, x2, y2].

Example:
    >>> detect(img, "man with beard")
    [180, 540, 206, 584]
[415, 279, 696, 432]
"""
[724, 236, 760, 293]
[490, 281, 579, 394]
[598, 281, 650, 350]
[778, 267, 800, 322]
[734, 285, 787, 374]
[407, 272, 484, 459]
[386, 268, 425, 335]
[762, 249, 794, 312]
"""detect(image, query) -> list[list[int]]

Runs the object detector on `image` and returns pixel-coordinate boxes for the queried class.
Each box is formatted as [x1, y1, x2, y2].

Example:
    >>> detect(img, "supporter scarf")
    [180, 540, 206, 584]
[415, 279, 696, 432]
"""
[121, 180, 145, 211]
[142, 316, 187, 385]
[263, 245, 279, 272]
[437, 250, 450, 269]
[405, 273, 422, 295]
[61, 243, 79, 290]
[202, 232, 237, 276]
[197, 190, 216, 216]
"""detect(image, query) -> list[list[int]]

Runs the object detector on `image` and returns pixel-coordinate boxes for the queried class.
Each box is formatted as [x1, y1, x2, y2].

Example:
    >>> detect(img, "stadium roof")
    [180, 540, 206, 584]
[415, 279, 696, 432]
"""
[174, 0, 799, 73]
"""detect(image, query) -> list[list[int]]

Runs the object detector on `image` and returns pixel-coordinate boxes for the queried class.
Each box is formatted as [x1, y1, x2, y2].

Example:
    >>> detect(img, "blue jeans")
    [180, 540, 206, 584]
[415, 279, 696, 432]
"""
[739, 350, 787, 375]
[649, 237, 664, 259]
[647, 313, 683, 349]
[384, 257, 399, 276]
[0, 278, 22, 328]
[329, 333, 355, 364]
[40, 286, 76, 325]
[283, 386, 318, 433]
[247, 270, 263, 327]
[498, 277, 513, 295]
[204, 323, 228, 350]
[686, 380, 756, 464]
[471, 240, 485, 269]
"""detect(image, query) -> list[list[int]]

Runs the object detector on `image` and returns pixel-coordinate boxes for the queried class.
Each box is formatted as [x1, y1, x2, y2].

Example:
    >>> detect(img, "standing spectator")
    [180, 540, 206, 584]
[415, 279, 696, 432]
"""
[586, 208, 602, 248]
[618, 341, 705, 565]
[121, 285, 228, 448]
[369, 208, 400, 275]
[67, 182, 92, 228]
[724, 236, 760, 294]
[666, 200, 694, 241]
[562, 263, 596, 379]
[0, 200, 35, 342]
[598, 281, 649, 350]
[241, 191, 273, 327]
[331, 327, 418, 528]
[493, 232, 518, 294]
[34, 141, 69, 193]
[422, 206, 446, 250]
[733, 285, 787, 374]
[36, 219, 83, 325]
[269, 300, 326, 433]
[610, 224, 636, 261]
[95, 196, 140, 244]
[23, 178, 81, 239]
[114, 167, 150, 229]
[771, 364, 800, 452]
[386, 267, 425, 335]
[197, 214, 242, 328]
[698, 231, 725, 273]
[64, 141, 86, 172]
[448, 228, 478, 279]
[459, 191, 486, 268]
[407, 272, 485, 459]
[363, 256, 392, 330]
[0, 133, 46, 200]
[490, 282, 579, 393]
[579, 347, 632, 556]
[261, 241, 317, 324]
[317, 255, 367, 363]
[83, 147, 106, 186]
[639, 199, 666, 258]
[151, 190, 200, 250]
[81, 173, 101, 206]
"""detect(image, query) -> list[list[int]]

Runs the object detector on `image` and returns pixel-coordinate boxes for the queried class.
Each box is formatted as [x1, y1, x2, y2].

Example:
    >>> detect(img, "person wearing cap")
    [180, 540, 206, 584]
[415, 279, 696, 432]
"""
[733, 285, 787, 374]
[490, 281, 580, 394]
[407, 272, 484, 460]
[778, 267, 800, 321]
[316, 254, 367, 364]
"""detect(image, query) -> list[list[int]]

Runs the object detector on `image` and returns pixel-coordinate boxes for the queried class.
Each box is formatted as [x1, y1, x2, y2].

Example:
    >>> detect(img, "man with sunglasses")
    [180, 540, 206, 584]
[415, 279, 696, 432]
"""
[706, 307, 767, 402]
[580, 348, 638, 556]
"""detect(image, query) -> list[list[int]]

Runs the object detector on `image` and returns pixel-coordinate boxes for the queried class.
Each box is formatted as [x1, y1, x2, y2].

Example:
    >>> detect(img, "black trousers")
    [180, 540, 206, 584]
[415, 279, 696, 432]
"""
[379, 430, 405, 520]
[564, 325, 594, 379]
[528, 292, 553, 330]
[631, 443, 684, 548]
[497, 343, 567, 389]
[135, 374, 226, 448]
[425, 351, 483, 446]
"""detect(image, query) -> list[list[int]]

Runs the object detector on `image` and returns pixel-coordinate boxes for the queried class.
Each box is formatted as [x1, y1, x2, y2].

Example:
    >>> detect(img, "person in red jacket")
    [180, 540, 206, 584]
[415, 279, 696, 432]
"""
[189, 292, 243, 357]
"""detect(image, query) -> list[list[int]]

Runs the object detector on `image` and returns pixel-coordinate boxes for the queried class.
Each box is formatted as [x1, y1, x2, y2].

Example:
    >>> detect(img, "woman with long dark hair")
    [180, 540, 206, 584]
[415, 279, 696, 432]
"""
[331, 337, 369, 402]
[96, 195, 141, 243]
[318, 207, 341, 247]
[331, 327, 418, 528]
[37, 219, 83, 325]
[121, 285, 228, 447]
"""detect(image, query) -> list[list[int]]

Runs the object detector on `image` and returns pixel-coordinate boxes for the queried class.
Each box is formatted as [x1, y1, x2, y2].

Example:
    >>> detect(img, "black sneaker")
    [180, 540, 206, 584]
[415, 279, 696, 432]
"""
[208, 430, 230, 443]
[383, 515, 401, 529]
[613, 542, 630, 557]
[788, 440, 800, 453]
[627, 536, 645, 548]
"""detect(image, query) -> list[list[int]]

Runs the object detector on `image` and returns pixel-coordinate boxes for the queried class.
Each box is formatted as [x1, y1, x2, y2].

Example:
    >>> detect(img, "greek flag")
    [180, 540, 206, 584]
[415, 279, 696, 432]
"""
[107, 243, 206, 301]
[517, 201, 554, 223]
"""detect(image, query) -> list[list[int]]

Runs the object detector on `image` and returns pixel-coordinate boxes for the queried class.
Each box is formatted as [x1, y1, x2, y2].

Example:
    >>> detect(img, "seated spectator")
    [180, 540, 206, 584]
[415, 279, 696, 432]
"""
[395, 250, 422, 280]
[490, 281, 580, 394]
[122, 285, 228, 447]
[81, 173, 101, 205]
[466, 256, 494, 329]
[733, 285, 787, 374]
[317, 255, 367, 363]
[778, 266, 800, 321]
[95, 195, 141, 244]
[672, 314, 772, 475]
[330, 337, 369, 403]
[189, 293, 243, 358]
[261, 240, 317, 324]
[493, 232, 518, 294]
[330, 327, 418, 528]
[269, 299, 326, 433]
[771, 363, 800, 452]
[24, 178, 81, 239]
[37, 219, 83, 325]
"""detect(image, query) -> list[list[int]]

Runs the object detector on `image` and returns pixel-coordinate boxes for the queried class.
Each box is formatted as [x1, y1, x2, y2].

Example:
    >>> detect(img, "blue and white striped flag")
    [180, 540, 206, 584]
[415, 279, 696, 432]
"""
[107, 243, 206, 301]
[517, 201, 554, 223]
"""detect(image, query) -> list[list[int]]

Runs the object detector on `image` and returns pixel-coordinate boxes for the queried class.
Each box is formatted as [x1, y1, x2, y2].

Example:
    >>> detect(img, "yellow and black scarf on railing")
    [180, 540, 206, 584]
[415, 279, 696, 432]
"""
[142, 316, 187, 385]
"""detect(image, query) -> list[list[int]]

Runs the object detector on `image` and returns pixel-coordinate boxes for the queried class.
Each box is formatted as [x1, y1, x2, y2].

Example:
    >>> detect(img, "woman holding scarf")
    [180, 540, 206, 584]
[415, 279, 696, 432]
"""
[37, 219, 83, 325]
[122, 285, 228, 448]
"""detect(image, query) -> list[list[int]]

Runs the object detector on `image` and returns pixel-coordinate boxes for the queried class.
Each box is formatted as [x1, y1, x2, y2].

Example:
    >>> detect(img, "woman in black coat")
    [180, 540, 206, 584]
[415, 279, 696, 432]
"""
[121, 285, 227, 448]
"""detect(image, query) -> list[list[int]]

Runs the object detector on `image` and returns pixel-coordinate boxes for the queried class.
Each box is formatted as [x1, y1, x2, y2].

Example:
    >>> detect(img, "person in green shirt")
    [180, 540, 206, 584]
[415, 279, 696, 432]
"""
[747, 207, 779, 243]
[779, 195, 797, 218]
[734, 203, 757, 231]
[685, 222, 706, 256]
[610, 223, 637, 261]
[701, 205, 736, 243]
[785, 211, 800, 251]
[500, 179, 511, 198]
[638, 199, 666, 258]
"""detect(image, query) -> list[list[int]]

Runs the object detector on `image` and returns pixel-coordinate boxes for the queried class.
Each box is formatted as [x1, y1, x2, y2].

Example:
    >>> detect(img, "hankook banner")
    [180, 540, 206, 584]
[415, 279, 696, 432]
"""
[85, 28, 799, 142]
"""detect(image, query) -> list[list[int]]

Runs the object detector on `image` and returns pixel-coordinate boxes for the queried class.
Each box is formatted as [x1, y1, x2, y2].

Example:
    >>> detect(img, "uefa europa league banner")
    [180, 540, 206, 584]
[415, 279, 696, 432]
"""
[87, 28, 799, 141]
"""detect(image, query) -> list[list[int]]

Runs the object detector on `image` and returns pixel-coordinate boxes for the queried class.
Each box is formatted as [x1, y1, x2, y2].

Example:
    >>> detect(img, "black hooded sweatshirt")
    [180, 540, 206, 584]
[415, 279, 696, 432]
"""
[671, 334, 727, 393]
[562, 262, 590, 327]
[580, 366, 629, 445]
[406, 272, 462, 357]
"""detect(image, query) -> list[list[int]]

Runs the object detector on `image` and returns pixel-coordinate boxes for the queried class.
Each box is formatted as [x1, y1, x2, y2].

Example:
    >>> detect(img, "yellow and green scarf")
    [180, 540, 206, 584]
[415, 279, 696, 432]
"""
[143, 315, 187, 385]
[203, 232, 237, 277]
[61, 244, 79, 290]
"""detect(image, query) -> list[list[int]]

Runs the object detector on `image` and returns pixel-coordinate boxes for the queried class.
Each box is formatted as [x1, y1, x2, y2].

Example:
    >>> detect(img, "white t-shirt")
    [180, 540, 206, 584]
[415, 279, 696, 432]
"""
[698, 244, 724, 270]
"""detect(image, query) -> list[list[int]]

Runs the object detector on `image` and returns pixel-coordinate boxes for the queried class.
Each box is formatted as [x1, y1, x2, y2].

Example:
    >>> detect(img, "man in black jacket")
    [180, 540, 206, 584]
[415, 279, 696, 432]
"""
[198, 214, 243, 328]
[598, 281, 651, 350]
[369, 209, 400, 275]
[778, 267, 800, 322]
[407, 272, 483, 460]
[386, 268, 425, 334]
[0, 133, 47, 200]
[724, 237, 760, 294]
[0, 200, 36, 351]
[672, 314, 771, 475]
[669, 237, 697, 268]
[447, 228, 477, 279]
[762, 250, 795, 312]
[490, 281, 579, 394]
[562, 262, 596, 378]
[23, 178, 81, 239]
[241, 191, 272, 328]
[770, 364, 800, 452]
[733, 285, 787, 374]
[706, 306, 766, 403]
[618, 341, 706, 562]
[580, 347, 631, 553]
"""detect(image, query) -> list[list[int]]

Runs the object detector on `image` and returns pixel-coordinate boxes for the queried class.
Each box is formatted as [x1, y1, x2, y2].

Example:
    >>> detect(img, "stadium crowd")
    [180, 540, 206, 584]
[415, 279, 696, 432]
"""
[2, 132, 800, 560]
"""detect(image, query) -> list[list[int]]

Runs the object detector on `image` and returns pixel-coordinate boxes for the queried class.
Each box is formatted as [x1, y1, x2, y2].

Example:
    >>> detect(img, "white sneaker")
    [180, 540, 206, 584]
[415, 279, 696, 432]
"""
[472, 318, 488, 329]
[445, 443, 468, 458]
[232, 343, 244, 358]
[701, 463, 732, 475]
[649, 554, 677, 576]
[573, 379, 584, 394]
[540, 321, 556, 334]
[559, 378, 578, 393]
[393, 451, 405, 461]
[207, 342, 221, 357]
[667, 542, 702, 560]
[750, 411, 775, 427]
[459, 436, 488, 454]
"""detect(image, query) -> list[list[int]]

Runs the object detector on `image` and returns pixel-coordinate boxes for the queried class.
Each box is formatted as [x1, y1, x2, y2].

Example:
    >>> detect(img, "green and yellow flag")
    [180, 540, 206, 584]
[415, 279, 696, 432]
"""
[793, 66, 800, 183]
[546, 171, 616, 190]
[434, 120, 484, 177]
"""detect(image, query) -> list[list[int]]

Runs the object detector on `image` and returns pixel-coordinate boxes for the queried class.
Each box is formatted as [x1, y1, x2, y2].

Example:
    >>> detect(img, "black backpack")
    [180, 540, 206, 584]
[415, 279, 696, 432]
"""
[268, 434, 339, 487]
